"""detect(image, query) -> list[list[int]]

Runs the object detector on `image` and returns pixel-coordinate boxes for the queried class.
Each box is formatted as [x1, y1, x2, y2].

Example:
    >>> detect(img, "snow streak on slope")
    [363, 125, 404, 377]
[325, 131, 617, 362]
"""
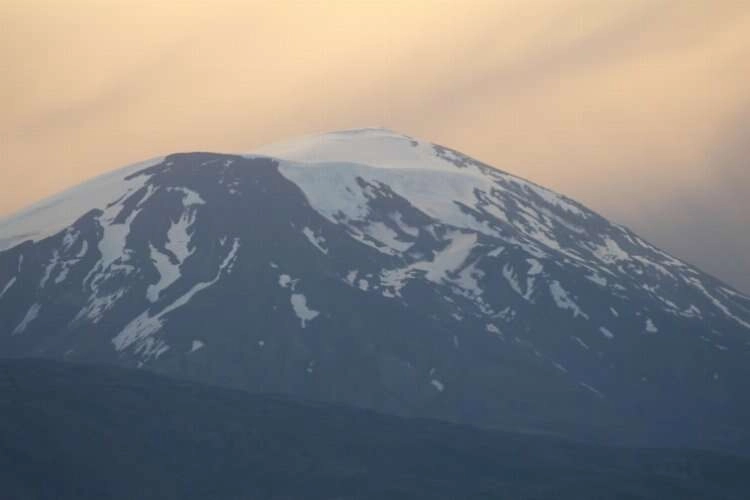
[380, 232, 477, 298]
[257, 129, 750, 334]
[12, 303, 41, 335]
[266, 130, 596, 265]
[0, 277, 16, 299]
[147, 190, 202, 302]
[112, 238, 240, 359]
[0, 156, 164, 251]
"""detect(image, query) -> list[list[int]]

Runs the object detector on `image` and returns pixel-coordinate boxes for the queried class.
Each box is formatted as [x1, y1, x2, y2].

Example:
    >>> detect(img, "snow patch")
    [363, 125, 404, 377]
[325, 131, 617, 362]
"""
[75, 290, 125, 324]
[680, 305, 702, 318]
[12, 303, 41, 335]
[345, 270, 358, 285]
[290, 293, 319, 328]
[146, 244, 181, 302]
[302, 227, 328, 254]
[0, 277, 17, 299]
[54, 266, 70, 285]
[391, 212, 419, 237]
[593, 237, 630, 264]
[168, 187, 205, 206]
[165, 211, 197, 264]
[503, 264, 532, 300]
[0, 156, 162, 252]
[363, 222, 412, 254]
[61, 229, 78, 251]
[454, 262, 484, 298]
[278, 162, 501, 240]
[147, 207, 198, 302]
[486, 324, 502, 336]
[686, 276, 750, 330]
[579, 382, 604, 398]
[571, 336, 590, 350]
[422, 233, 477, 281]
[279, 274, 297, 289]
[552, 361, 568, 373]
[75, 240, 89, 259]
[40, 251, 60, 288]
[113, 238, 240, 356]
[380, 232, 477, 297]
[633, 255, 672, 278]
[516, 179, 586, 217]
[487, 246, 504, 258]
[526, 258, 543, 276]
[550, 281, 589, 319]
[84, 197, 144, 302]
[586, 274, 607, 287]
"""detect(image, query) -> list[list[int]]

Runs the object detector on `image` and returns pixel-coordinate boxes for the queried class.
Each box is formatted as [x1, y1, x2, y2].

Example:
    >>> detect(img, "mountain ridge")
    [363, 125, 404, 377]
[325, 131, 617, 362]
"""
[1, 129, 749, 453]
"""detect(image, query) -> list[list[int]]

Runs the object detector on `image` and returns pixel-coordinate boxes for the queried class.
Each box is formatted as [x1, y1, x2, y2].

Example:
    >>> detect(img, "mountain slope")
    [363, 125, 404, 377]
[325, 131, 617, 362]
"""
[2, 358, 750, 500]
[1, 128, 749, 453]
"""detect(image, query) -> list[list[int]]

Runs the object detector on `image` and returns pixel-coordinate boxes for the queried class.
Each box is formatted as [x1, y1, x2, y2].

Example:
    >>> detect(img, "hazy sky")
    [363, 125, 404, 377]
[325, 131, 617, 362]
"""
[2, 0, 749, 291]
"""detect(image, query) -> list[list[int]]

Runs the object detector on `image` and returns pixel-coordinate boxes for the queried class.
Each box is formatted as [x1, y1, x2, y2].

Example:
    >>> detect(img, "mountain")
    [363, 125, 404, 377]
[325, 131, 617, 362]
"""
[1, 128, 750, 453]
[2, 358, 750, 500]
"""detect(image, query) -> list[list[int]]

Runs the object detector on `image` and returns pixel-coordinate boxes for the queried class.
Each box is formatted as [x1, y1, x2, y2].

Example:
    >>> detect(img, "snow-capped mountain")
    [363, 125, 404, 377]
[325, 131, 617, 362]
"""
[2, 128, 750, 452]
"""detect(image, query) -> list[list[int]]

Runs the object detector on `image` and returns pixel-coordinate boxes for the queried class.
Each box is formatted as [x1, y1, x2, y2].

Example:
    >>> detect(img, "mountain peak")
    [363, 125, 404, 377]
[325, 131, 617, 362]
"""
[252, 127, 440, 170]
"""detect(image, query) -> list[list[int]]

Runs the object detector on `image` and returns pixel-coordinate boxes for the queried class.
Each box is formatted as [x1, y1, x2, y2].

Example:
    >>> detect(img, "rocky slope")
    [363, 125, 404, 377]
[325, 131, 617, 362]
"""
[1, 128, 749, 452]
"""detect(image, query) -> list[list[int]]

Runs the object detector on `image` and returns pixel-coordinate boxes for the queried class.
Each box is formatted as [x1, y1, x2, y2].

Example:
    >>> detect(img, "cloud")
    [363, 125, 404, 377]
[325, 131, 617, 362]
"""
[623, 106, 750, 292]
[11, 37, 193, 140]
[1, 0, 749, 291]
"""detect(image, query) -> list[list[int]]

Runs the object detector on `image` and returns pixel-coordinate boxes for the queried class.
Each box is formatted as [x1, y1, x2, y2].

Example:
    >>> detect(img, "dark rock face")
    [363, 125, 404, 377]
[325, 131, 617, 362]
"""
[1, 130, 749, 454]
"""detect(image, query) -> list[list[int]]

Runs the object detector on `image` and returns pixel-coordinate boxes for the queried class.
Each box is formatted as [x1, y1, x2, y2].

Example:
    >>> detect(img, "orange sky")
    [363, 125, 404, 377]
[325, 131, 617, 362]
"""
[2, 0, 750, 290]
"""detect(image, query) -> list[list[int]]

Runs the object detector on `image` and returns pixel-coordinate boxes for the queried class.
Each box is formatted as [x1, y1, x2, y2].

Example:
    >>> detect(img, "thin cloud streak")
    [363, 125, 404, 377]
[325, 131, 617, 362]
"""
[1, 0, 749, 291]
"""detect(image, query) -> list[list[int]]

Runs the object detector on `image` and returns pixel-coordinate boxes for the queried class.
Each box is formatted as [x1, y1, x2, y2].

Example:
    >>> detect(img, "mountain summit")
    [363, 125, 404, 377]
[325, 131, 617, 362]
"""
[1, 128, 749, 452]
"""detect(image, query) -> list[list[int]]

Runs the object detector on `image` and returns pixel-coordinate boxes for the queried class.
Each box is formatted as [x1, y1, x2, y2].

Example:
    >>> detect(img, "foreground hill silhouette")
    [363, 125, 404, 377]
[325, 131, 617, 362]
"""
[1, 359, 749, 499]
